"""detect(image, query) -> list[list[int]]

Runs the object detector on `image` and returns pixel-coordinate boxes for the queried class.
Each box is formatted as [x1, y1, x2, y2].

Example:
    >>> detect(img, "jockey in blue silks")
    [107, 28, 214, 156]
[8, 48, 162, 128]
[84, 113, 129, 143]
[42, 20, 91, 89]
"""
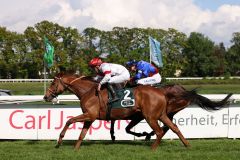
[126, 60, 161, 85]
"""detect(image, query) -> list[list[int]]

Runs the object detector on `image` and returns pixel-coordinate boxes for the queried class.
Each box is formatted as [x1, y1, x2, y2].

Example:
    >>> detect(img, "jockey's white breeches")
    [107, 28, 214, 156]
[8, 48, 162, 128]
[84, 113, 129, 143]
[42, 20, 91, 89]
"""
[137, 73, 161, 85]
[108, 72, 130, 84]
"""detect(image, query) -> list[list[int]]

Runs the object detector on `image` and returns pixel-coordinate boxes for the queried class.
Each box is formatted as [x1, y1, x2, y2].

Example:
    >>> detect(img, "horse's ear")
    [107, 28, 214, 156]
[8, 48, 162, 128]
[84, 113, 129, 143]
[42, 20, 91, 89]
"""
[67, 69, 76, 75]
[58, 66, 66, 72]
[55, 72, 64, 78]
[56, 66, 67, 77]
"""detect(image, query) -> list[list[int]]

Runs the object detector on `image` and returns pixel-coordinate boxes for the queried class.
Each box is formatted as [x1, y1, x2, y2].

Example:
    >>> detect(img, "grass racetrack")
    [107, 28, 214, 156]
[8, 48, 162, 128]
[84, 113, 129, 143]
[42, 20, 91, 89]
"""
[0, 139, 240, 160]
[1, 79, 240, 159]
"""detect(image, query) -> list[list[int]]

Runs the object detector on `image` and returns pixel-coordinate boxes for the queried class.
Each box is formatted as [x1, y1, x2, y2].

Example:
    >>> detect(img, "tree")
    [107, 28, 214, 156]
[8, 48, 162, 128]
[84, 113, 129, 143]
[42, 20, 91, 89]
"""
[213, 43, 226, 76]
[225, 32, 240, 75]
[0, 21, 237, 78]
[0, 27, 26, 78]
[24, 20, 85, 77]
[182, 32, 216, 77]
[160, 28, 187, 77]
[82, 27, 102, 49]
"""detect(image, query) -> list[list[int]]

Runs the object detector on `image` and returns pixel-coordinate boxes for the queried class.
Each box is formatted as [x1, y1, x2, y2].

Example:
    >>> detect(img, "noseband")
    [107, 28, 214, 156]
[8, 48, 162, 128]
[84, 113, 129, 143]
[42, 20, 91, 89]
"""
[47, 77, 63, 98]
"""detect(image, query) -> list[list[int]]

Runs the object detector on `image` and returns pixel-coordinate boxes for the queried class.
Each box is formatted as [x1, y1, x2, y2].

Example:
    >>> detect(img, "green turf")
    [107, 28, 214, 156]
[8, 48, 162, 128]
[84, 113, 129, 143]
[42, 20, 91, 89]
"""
[0, 82, 50, 95]
[183, 84, 240, 94]
[0, 82, 69, 95]
[0, 139, 240, 160]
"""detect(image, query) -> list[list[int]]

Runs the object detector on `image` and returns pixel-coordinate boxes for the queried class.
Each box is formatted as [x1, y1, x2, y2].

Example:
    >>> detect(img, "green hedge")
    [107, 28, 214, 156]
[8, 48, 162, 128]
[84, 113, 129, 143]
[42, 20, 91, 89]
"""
[165, 78, 240, 85]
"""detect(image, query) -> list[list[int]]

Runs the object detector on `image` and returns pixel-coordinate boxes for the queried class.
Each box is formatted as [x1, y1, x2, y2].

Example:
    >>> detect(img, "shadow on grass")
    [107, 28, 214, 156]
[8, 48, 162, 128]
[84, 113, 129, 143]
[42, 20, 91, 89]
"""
[0, 139, 172, 149]
[61, 140, 154, 147]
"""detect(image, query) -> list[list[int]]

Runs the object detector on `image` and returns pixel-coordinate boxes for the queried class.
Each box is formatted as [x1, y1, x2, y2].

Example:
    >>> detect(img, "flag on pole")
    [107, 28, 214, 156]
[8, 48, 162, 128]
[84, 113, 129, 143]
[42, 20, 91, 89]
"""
[43, 36, 54, 68]
[149, 36, 163, 68]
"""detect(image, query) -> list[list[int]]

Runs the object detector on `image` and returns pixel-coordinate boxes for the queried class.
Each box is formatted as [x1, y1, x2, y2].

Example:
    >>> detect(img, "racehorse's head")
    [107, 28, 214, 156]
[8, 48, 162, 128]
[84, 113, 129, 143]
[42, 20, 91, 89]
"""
[43, 74, 67, 102]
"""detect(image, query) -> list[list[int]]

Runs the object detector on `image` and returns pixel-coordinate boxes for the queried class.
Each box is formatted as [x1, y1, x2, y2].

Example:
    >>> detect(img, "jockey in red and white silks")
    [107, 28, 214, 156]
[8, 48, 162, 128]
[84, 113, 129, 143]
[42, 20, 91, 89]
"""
[89, 57, 130, 102]
[97, 63, 130, 85]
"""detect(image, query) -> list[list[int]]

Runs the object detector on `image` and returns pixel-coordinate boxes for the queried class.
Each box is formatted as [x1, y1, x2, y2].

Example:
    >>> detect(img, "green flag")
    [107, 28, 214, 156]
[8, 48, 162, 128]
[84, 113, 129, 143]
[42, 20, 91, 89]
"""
[43, 36, 54, 68]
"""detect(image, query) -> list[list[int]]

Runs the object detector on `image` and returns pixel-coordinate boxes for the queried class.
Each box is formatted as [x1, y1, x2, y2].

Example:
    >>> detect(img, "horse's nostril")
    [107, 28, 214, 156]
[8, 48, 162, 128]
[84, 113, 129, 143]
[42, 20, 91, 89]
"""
[43, 96, 47, 100]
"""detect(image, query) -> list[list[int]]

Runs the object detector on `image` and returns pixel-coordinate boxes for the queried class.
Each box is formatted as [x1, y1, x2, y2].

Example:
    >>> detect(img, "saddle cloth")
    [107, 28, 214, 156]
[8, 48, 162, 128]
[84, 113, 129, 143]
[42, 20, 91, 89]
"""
[108, 88, 135, 108]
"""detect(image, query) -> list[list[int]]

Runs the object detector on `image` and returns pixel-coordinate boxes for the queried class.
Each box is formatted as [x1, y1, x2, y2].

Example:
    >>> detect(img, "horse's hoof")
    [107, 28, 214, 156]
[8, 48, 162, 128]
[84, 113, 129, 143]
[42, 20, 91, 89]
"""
[142, 132, 148, 136]
[185, 144, 191, 148]
[145, 134, 152, 141]
[55, 144, 60, 149]
[74, 146, 80, 151]
[112, 136, 116, 142]
[151, 145, 158, 151]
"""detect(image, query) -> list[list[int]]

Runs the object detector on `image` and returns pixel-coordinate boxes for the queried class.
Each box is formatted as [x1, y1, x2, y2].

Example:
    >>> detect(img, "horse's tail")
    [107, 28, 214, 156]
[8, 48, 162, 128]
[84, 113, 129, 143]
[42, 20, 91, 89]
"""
[181, 89, 233, 110]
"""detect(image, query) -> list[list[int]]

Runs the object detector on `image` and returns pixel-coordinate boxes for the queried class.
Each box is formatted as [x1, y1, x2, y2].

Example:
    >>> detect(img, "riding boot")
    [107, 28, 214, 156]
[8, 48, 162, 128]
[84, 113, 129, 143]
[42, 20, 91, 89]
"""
[107, 84, 119, 103]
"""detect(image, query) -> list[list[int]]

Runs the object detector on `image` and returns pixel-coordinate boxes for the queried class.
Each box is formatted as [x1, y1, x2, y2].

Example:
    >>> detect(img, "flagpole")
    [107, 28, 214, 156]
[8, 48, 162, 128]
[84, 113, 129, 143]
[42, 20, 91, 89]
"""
[43, 36, 54, 95]
[150, 47, 151, 63]
[44, 61, 47, 94]
[149, 36, 151, 64]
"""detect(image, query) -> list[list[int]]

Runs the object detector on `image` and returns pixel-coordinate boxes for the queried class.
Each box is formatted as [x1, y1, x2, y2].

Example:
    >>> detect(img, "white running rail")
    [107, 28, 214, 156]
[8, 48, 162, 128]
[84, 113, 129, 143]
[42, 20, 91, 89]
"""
[0, 94, 239, 104]
[1, 77, 240, 82]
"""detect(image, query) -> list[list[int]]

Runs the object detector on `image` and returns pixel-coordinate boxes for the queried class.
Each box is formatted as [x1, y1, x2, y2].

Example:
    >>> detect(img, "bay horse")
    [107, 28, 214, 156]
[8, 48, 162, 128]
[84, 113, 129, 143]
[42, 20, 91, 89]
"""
[109, 85, 233, 141]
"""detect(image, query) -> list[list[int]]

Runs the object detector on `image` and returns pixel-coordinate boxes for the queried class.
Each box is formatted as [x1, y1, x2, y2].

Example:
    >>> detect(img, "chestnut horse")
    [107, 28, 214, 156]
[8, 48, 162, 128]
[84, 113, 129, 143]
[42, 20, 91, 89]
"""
[109, 85, 233, 141]
[43, 73, 232, 150]
[43, 73, 192, 150]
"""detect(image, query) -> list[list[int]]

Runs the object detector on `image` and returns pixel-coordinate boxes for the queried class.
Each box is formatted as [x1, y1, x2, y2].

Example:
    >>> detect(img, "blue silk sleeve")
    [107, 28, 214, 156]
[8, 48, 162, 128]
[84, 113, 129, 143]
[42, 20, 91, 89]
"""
[133, 70, 142, 81]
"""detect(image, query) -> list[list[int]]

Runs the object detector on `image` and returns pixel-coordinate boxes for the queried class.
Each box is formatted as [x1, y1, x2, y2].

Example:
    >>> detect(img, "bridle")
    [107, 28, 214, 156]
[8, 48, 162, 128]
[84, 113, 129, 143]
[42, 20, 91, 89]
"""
[47, 76, 86, 98]
[47, 77, 64, 98]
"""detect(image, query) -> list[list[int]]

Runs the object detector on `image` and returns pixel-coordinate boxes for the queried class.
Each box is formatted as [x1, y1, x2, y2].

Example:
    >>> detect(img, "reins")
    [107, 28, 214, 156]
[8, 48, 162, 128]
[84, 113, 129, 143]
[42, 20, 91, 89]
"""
[96, 88, 109, 119]
[68, 76, 108, 113]
[49, 75, 108, 118]
[67, 76, 96, 98]
[69, 76, 85, 85]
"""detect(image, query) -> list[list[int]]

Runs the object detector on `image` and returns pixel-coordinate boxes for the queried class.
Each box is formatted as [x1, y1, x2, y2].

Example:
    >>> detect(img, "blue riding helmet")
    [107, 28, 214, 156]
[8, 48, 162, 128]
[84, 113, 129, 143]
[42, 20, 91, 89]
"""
[126, 59, 138, 67]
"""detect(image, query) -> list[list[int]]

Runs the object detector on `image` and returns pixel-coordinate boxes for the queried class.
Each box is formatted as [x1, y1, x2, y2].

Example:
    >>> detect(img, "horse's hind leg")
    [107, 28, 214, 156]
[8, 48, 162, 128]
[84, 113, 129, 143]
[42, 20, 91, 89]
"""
[145, 118, 164, 150]
[110, 120, 116, 142]
[125, 116, 146, 137]
[145, 113, 175, 141]
[160, 115, 190, 147]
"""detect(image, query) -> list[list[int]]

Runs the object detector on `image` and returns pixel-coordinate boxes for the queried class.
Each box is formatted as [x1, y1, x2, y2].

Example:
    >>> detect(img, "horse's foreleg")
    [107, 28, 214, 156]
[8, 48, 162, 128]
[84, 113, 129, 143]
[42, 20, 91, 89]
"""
[110, 120, 116, 142]
[156, 113, 176, 140]
[160, 114, 190, 147]
[136, 113, 176, 141]
[145, 118, 164, 150]
[75, 121, 93, 150]
[55, 113, 92, 148]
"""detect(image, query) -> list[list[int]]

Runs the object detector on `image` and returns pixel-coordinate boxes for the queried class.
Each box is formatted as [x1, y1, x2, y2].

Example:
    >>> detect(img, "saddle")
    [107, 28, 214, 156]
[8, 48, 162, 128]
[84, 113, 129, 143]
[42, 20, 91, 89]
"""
[106, 82, 163, 105]
[107, 83, 135, 108]
[105, 82, 163, 119]
[106, 83, 135, 120]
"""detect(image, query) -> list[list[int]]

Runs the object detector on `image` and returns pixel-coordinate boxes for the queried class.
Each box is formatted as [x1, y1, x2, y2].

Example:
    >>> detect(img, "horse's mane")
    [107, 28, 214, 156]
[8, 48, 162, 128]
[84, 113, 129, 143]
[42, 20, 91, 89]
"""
[161, 84, 186, 91]
[81, 76, 97, 83]
[56, 72, 79, 78]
